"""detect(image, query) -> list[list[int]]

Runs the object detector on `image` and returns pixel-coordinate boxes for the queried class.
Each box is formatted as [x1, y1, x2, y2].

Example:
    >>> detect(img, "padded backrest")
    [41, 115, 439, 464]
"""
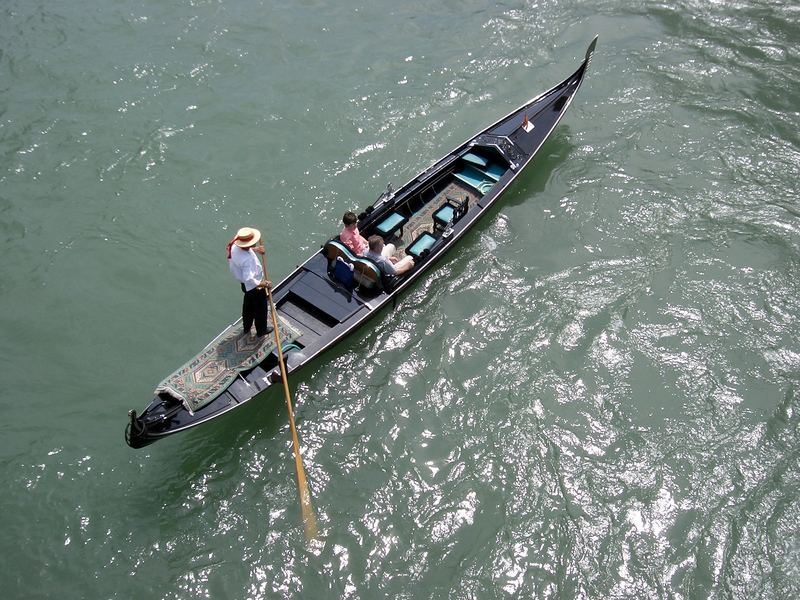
[324, 240, 356, 264]
[352, 258, 382, 290]
[483, 162, 505, 181]
[462, 150, 488, 167]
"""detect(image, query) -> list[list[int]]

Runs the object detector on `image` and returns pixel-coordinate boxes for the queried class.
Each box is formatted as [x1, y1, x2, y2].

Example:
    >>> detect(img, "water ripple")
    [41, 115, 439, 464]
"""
[2, 0, 800, 598]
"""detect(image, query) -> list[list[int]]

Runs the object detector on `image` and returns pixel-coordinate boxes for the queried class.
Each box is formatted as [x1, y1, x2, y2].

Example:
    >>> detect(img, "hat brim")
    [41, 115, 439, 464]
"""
[234, 229, 262, 248]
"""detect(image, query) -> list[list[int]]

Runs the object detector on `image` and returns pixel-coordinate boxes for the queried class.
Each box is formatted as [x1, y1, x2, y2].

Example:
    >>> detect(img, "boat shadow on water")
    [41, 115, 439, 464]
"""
[493, 127, 576, 210]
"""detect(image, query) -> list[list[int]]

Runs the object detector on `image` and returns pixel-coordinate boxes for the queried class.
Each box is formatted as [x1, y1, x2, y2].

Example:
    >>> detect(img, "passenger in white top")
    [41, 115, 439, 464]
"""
[226, 227, 272, 337]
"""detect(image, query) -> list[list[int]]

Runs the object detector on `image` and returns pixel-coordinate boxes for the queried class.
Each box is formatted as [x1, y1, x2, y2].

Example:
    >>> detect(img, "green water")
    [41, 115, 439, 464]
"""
[1, 1, 798, 598]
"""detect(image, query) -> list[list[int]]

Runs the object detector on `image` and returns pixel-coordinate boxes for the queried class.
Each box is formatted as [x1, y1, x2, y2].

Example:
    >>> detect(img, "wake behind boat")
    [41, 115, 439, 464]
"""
[126, 37, 598, 449]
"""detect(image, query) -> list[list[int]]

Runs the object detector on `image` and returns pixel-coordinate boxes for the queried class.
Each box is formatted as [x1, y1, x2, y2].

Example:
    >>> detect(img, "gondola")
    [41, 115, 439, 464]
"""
[125, 36, 598, 449]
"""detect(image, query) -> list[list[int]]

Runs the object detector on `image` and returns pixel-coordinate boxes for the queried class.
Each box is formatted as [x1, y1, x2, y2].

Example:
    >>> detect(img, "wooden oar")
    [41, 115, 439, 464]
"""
[259, 248, 318, 541]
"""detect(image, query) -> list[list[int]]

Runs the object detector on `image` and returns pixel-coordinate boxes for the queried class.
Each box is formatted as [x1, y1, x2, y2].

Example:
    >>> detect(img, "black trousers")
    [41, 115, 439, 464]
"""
[241, 284, 269, 336]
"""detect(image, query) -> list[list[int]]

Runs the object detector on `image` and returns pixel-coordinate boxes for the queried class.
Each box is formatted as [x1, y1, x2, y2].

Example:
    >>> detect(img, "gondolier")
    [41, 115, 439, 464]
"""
[226, 226, 272, 338]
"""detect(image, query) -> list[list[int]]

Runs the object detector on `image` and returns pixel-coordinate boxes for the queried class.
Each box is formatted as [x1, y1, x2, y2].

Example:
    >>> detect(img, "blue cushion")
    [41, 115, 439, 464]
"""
[462, 151, 488, 167]
[375, 212, 406, 235]
[454, 165, 495, 194]
[406, 232, 436, 258]
[483, 163, 505, 181]
[433, 204, 455, 228]
[326, 240, 357, 261]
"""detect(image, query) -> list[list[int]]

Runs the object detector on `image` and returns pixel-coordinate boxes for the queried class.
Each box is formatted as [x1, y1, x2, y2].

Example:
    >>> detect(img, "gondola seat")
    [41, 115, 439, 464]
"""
[462, 151, 488, 167]
[483, 162, 505, 181]
[433, 203, 455, 229]
[352, 258, 383, 291]
[324, 239, 357, 264]
[406, 232, 437, 259]
[433, 195, 469, 231]
[374, 211, 408, 239]
[324, 240, 359, 289]
[454, 165, 495, 194]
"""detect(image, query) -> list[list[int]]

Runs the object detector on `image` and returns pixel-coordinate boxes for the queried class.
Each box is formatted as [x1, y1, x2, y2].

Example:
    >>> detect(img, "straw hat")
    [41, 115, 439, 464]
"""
[233, 227, 262, 248]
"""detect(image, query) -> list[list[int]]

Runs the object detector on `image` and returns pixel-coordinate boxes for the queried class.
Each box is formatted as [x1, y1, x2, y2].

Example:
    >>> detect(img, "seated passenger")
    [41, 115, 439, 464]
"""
[340, 211, 368, 255]
[340, 211, 396, 257]
[365, 235, 414, 276]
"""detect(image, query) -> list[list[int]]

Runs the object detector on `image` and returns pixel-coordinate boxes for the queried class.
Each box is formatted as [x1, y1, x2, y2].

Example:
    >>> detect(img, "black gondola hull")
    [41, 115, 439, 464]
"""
[126, 37, 598, 449]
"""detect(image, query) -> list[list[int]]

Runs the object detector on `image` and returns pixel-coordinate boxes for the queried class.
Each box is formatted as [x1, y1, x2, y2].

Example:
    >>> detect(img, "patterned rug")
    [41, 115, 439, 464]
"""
[155, 317, 300, 413]
[397, 181, 474, 256]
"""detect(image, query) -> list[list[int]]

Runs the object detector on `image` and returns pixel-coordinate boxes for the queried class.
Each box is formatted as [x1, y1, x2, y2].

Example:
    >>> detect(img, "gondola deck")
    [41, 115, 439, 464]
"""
[397, 180, 476, 255]
[126, 37, 598, 448]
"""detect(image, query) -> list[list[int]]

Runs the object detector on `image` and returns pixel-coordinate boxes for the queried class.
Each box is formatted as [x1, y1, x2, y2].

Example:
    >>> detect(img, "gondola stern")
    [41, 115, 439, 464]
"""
[125, 409, 146, 449]
[125, 407, 166, 449]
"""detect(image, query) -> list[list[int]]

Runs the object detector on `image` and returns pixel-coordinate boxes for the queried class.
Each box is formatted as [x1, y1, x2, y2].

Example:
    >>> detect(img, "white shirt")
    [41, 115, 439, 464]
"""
[228, 245, 263, 291]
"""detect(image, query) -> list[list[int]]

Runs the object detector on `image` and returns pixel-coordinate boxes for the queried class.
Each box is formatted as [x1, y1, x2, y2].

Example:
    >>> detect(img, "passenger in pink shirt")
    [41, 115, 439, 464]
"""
[340, 211, 396, 258]
[340, 211, 369, 255]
